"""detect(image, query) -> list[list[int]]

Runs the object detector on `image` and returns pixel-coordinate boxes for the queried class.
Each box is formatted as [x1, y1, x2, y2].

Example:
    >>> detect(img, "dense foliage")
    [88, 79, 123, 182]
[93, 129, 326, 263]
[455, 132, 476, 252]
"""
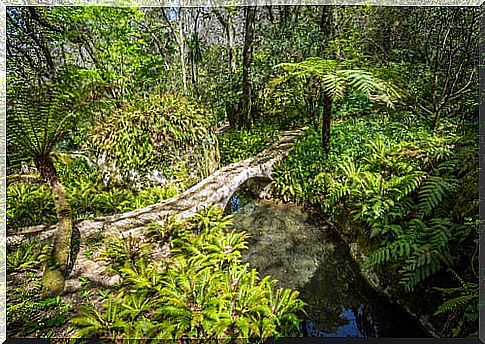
[87, 93, 220, 188]
[7, 157, 179, 230]
[218, 123, 280, 165]
[271, 114, 478, 336]
[71, 208, 304, 341]
[6, 4, 478, 340]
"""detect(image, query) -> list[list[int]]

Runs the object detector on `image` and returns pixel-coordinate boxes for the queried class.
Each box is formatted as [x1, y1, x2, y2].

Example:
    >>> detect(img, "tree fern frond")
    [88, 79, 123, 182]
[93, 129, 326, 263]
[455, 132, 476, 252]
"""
[320, 73, 346, 100]
[7, 84, 77, 164]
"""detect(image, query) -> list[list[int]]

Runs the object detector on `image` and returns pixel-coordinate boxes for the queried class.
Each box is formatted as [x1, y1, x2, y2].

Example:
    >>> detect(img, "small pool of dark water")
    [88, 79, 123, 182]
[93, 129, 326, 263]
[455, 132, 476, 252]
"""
[227, 194, 429, 338]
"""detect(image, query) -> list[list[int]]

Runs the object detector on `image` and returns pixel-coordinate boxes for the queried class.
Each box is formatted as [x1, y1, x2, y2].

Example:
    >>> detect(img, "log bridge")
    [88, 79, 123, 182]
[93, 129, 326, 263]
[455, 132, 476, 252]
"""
[7, 127, 307, 247]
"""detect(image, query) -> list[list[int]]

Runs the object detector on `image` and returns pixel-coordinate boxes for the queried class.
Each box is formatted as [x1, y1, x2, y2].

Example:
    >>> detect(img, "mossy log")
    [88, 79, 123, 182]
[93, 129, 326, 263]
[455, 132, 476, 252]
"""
[7, 127, 306, 247]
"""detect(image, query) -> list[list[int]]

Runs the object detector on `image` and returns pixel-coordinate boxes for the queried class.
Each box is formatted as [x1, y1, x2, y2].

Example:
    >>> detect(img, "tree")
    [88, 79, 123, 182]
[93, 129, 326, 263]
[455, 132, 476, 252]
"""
[7, 85, 78, 297]
[212, 6, 238, 75]
[349, 7, 479, 128]
[407, 8, 479, 128]
[274, 57, 401, 154]
[241, 6, 257, 129]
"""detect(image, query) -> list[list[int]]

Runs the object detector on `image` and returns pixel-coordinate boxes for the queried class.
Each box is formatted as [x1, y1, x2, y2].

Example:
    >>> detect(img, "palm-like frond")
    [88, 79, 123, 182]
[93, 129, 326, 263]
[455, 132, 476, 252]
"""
[273, 57, 402, 106]
[7, 85, 76, 168]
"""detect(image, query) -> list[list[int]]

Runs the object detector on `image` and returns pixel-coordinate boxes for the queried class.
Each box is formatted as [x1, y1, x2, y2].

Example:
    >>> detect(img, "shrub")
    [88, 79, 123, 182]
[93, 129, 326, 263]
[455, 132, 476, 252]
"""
[87, 93, 220, 188]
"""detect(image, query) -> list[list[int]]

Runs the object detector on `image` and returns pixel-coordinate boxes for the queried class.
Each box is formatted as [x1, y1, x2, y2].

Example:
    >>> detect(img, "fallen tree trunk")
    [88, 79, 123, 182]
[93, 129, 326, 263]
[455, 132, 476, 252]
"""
[7, 128, 306, 247]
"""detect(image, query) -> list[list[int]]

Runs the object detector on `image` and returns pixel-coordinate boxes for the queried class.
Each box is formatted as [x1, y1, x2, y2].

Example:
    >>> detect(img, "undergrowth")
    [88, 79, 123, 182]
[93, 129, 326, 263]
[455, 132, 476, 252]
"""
[71, 207, 305, 342]
[7, 157, 179, 230]
[270, 113, 477, 337]
[218, 122, 280, 165]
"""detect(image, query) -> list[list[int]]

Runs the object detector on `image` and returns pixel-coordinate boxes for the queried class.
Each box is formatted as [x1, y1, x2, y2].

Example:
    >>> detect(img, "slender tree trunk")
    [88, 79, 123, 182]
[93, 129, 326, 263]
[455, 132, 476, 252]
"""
[190, 10, 201, 97]
[227, 15, 237, 128]
[212, 8, 237, 75]
[179, 18, 188, 94]
[213, 8, 238, 128]
[35, 155, 74, 297]
[241, 6, 256, 129]
[319, 6, 335, 56]
[228, 16, 237, 75]
[322, 93, 333, 154]
[432, 110, 441, 130]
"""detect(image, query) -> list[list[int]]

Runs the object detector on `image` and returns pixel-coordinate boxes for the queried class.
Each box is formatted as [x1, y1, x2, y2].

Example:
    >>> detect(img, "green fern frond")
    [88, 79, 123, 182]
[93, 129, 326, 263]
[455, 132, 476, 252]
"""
[400, 249, 443, 292]
[418, 176, 455, 217]
[7, 85, 77, 164]
[434, 294, 477, 315]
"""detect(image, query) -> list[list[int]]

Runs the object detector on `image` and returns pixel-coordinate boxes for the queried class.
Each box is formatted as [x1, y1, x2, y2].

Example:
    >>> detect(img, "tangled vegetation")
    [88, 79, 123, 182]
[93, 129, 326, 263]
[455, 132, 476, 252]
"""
[7, 157, 179, 230]
[271, 114, 478, 337]
[87, 93, 220, 188]
[7, 5, 478, 341]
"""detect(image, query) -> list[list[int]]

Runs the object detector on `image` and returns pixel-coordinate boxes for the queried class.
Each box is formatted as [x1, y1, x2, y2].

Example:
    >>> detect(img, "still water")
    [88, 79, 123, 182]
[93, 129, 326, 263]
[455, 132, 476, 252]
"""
[227, 195, 429, 338]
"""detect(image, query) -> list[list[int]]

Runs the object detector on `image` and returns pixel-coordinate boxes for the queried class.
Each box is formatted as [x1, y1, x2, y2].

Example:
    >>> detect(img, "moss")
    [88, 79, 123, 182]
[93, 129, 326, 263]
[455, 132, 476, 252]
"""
[42, 216, 73, 297]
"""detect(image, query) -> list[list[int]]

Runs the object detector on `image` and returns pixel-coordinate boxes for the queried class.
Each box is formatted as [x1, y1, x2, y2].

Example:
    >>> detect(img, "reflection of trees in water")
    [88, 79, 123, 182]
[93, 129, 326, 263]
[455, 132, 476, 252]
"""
[353, 303, 378, 337]
[299, 247, 357, 334]
[230, 200, 427, 338]
[299, 235, 385, 337]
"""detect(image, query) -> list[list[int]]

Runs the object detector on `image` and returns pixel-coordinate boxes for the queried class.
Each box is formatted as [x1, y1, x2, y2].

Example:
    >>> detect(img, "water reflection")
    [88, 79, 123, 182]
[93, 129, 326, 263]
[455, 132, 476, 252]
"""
[228, 197, 428, 338]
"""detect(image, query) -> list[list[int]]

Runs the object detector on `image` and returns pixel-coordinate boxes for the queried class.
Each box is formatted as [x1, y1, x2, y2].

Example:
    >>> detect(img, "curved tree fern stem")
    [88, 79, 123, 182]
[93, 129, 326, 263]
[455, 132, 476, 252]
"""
[35, 155, 74, 297]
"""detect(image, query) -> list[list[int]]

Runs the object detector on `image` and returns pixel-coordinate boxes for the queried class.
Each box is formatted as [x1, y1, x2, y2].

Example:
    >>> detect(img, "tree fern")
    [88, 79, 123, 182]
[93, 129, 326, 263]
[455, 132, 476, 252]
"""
[274, 58, 402, 106]
[8, 84, 79, 296]
[273, 57, 401, 153]
[7, 85, 76, 169]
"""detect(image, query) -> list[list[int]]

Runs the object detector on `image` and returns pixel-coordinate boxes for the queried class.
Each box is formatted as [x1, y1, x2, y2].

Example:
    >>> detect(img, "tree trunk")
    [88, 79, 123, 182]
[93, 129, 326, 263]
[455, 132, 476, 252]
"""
[228, 16, 237, 75]
[213, 8, 238, 128]
[35, 155, 74, 297]
[179, 17, 188, 94]
[319, 6, 337, 59]
[432, 109, 442, 130]
[190, 10, 201, 97]
[322, 93, 333, 154]
[241, 6, 256, 129]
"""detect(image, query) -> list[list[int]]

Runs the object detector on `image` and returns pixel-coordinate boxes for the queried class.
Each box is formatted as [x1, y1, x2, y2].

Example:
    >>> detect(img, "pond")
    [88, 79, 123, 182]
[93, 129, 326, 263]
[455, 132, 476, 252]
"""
[227, 194, 429, 338]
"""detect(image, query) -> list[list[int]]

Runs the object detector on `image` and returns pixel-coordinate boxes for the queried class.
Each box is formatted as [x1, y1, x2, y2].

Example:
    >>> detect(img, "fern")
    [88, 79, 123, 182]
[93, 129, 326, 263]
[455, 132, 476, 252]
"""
[418, 176, 456, 217]
[387, 173, 425, 201]
[72, 207, 304, 341]
[7, 85, 77, 169]
[365, 238, 415, 269]
[433, 269, 478, 338]
[434, 294, 477, 315]
[400, 249, 443, 292]
[273, 57, 402, 105]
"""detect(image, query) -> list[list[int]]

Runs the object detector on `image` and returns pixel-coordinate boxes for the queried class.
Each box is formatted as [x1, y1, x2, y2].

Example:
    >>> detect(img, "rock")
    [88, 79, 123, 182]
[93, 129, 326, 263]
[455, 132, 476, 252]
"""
[106, 275, 122, 286]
